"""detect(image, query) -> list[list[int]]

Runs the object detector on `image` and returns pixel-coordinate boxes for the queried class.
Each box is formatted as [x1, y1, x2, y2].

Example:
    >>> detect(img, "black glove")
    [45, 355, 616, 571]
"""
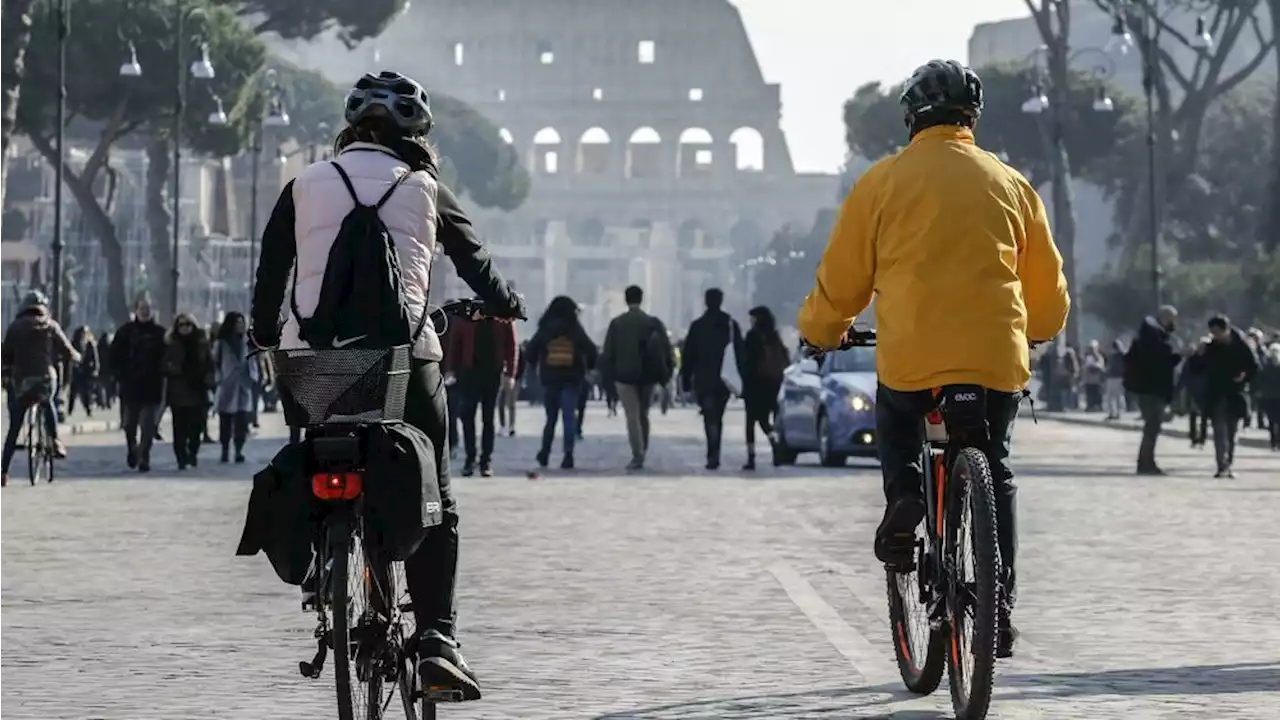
[489, 282, 527, 321]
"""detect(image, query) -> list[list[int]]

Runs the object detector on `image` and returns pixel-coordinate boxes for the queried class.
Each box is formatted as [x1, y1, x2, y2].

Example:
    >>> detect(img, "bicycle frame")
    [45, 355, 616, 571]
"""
[915, 407, 954, 632]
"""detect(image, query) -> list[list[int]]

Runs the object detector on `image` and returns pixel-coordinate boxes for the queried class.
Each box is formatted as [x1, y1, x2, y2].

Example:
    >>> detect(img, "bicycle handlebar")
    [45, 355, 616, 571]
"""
[800, 326, 877, 361]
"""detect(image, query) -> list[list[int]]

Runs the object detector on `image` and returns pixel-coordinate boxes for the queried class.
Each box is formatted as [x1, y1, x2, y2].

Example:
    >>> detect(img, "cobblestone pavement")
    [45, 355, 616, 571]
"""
[3, 401, 1278, 719]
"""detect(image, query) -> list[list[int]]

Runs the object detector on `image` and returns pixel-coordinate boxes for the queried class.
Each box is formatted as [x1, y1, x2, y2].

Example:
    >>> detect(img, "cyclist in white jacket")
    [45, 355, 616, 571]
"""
[250, 70, 524, 701]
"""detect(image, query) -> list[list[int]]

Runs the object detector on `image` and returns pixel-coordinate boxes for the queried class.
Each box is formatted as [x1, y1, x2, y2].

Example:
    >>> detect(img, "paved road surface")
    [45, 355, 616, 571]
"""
[3, 402, 1278, 719]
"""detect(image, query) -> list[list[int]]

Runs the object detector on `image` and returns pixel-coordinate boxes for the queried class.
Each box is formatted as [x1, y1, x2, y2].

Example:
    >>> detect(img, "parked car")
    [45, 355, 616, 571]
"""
[774, 345, 878, 466]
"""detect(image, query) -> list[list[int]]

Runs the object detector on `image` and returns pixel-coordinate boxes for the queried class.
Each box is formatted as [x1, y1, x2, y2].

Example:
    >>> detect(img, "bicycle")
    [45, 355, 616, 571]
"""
[269, 298, 513, 720]
[802, 327, 1010, 720]
[15, 386, 57, 486]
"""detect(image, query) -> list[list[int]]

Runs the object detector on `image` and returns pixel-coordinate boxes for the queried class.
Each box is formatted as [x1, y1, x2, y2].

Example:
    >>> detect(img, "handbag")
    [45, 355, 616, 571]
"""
[719, 319, 742, 396]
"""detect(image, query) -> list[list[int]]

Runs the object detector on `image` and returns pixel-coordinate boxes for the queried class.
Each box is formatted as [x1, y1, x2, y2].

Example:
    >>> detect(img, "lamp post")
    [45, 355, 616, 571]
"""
[248, 69, 289, 296]
[1021, 44, 1115, 348]
[1105, 0, 1215, 309]
[51, 0, 69, 325]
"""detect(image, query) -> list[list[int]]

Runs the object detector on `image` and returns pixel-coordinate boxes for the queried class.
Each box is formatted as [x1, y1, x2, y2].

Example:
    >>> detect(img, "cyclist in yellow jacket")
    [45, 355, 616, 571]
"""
[797, 60, 1070, 658]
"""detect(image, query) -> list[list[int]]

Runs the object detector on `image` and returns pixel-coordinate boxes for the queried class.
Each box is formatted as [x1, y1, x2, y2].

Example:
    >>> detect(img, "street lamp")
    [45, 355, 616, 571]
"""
[51, 0, 69, 324]
[249, 68, 289, 296]
[1105, 0, 1216, 308]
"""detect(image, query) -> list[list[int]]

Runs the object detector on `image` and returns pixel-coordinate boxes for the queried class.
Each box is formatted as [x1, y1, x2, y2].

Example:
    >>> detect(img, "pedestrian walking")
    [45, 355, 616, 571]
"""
[66, 326, 99, 417]
[163, 313, 213, 470]
[110, 295, 168, 472]
[1081, 340, 1105, 412]
[524, 296, 597, 469]
[598, 285, 673, 470]
[740, 306, 788, 470]
[443, 310, 518, 477]
[1178, 337, 1210, 448]
[497, 341, 521, 437]
[213, 311, 258, 464]
[96, 329, 116, 410]
[1246, 328, 1268, 431]
[1255, 341, 1280, 450]
[1202, 315, 1258, 478]
[681, 288, 745, 471]
[1103, 339, 1126, 419]
[1123, 305, 1183, 475]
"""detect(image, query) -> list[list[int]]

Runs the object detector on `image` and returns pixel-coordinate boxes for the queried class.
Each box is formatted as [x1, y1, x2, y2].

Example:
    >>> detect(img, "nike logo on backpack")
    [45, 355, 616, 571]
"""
[331, 334, 368, 349]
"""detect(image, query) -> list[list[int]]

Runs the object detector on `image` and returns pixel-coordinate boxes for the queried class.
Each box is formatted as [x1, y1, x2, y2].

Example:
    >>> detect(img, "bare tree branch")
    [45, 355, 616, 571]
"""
[26, 130, 84, 188]
[82, 98, 128, 181]
[1211, 38, 1276, 99]
[1156, 45, 1193, 92]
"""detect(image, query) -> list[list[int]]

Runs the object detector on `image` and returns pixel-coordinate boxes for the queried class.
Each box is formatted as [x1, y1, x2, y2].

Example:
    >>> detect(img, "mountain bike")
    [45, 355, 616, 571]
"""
[802, 328, 1005, 720]
[271, 298, 508, 720]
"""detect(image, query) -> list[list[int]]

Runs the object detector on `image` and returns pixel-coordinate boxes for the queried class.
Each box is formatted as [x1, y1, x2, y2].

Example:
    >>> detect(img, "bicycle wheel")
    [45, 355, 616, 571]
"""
[885, 529, 945, 694]
[944, 447, 1000, 720]
[329, 524, 378, 720]
[26, 409, 46, 486]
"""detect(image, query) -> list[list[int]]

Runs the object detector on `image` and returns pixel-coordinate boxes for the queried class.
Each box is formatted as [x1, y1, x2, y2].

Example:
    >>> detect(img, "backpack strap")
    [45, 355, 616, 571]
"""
[328, 160, 411, 208]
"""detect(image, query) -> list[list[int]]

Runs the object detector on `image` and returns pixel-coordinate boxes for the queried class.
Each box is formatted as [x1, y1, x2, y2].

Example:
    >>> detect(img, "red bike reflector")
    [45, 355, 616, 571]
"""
[925, 409, 945, 425]
[311, 472, 363, 500]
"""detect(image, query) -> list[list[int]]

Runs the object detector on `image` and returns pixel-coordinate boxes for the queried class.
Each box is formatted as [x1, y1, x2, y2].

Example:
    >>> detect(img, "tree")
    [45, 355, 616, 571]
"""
[268, 64, 530, 210]
[213, 0, 409, 47]
[1266, 0, 1280, 254]
[1, 0, 38, 205]
[843, 66, 1139, 189]
[750, 209, 835, 324]
[17, 0, 265, 324]
[1090, 0, 1274, 253]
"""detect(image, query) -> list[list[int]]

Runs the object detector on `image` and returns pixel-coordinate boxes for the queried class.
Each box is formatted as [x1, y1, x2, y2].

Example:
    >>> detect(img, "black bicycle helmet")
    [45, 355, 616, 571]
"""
[899, 60, 984, 119]
[344, 70, 434, 136]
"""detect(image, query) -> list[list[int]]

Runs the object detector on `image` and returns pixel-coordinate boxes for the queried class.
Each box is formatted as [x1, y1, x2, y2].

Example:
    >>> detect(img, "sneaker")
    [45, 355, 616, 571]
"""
[138, 460, 151, 473]
[536, 450, 549, 468]
[997, 623, 1019, 659]
[1, 473, 9, 487]
[461, 460, 476, 477]
[417, 630, 482, 702]
[234, 454, 246, 464]
[479, 462, 494, 478]
[874, 495, 926, 567]
[626, 459, 644, 471]
[53, 439, 68, 459]
[742, 457, 756, 471]
[1136, 465, 1166, 476]
[220, 448, 230, 463]
[560, 455, 574, 469]
[127, 448, 138, 469]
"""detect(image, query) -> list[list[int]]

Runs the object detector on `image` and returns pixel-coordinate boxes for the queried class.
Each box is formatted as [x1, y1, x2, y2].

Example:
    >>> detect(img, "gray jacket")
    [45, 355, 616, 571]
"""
[214, 338, 259, 414]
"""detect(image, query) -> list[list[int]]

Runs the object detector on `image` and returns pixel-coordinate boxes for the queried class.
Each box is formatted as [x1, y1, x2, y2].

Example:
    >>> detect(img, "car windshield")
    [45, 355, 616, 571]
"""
[826, 346, 875, 373]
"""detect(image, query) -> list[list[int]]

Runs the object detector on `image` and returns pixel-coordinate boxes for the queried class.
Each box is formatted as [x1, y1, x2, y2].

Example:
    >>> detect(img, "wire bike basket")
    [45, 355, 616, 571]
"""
[272, 345, 412, 426]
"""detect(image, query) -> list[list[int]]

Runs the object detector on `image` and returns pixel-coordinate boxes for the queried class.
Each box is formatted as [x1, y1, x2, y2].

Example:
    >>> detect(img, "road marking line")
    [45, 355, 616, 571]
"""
[768, 561, 900, 687]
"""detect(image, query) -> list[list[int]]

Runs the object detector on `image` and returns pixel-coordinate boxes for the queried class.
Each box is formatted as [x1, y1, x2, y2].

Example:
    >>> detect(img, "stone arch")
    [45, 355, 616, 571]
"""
[575, 217, 606, 246]
[627, 128, 663, 178]
[532, 127, 563, 175]
[729, 127, 765, 171]
[577, 127, 612, 175]
[677, 127, 715, 178]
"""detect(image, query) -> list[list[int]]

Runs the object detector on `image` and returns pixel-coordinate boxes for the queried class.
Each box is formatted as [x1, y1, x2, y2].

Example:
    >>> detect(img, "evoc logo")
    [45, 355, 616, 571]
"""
[953, 392, 979, 402]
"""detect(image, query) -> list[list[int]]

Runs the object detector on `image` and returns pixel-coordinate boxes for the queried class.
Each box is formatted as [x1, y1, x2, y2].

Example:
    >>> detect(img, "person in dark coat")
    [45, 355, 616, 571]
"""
[1123, 306, 1184, 475]
[524, 296, 598, 469]
[1178, 337, 1211, 448]
[67, 326, 99, 417]
[1202, 315, 1259, 477]
[740, 306, 788, 470]
[164, 313, 213, 469]
[443, 311, 518, 477]
[680, 288, 745, 470]
[1256, 341, 1280, 450]
[111, 295, 168, 472]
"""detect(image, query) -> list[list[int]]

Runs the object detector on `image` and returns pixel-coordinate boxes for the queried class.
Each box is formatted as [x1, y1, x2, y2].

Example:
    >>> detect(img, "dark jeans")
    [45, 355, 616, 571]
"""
[2, 393, 58, 475]
[1209, 399, 1239, 471]
[400, 361, 458, 637]
[697, 386, 732, 465]
[576, 382, 590, 436]
[121, 401, 161, 464]
[171, 405, 204, 466]
[219, 411, 250, 456]
[1261, 398, 1280, 448]
[457, 375, 500, 464]
[875, 384, 1021, 607]
[67, 375, 96, 417]
[541, 382, 581, 458]
[1137, 394, 1167, 470]
[744, 395, 776, 450]
[446, 382, 461, 453]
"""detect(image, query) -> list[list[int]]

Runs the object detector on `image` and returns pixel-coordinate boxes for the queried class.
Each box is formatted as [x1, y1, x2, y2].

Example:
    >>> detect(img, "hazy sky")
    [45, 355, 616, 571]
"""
[732, 0, 1030, 173]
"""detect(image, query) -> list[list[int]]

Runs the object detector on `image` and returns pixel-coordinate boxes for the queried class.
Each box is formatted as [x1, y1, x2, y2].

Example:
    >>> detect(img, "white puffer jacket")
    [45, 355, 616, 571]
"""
[282, 142, 442, 361]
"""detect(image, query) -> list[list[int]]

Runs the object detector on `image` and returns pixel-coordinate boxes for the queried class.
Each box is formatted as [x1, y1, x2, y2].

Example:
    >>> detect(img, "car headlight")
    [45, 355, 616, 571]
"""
[849, 394, 871, 412]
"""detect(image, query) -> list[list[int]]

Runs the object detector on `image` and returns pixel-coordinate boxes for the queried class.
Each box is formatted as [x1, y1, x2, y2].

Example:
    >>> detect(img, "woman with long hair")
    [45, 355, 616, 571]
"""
[741, 306, 789, 469]
[213, 311, 257, 463]
[247, 71, 524, 700]
[164, 313, 212, 469]
[524, 296, 598, 469]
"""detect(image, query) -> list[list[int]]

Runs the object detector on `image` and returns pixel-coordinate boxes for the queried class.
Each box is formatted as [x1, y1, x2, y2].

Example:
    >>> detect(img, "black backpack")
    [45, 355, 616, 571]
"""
[291, 162, 427, 350]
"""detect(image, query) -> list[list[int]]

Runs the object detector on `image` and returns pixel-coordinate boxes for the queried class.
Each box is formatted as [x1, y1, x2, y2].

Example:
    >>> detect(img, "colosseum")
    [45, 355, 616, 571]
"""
[275, 0, 839, 334]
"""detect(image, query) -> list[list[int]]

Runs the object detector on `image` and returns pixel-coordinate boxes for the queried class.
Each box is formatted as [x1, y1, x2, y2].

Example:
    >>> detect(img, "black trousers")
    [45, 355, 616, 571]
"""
[875, 384, 1021, 607]
[121, 401, 161, 463]
[697, 385, 731, 464]
[456, 375, 500, 464]
[171, 405, 204, 466]
[401, 361, 459, 637]
[743, 392, 776, 450]
[219, 412, 250, 455]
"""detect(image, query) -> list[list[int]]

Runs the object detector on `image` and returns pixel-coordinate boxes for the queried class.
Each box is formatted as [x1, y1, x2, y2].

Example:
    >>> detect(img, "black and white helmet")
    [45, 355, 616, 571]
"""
[900, 60, 984, 119]
[344, 70, 434, 136]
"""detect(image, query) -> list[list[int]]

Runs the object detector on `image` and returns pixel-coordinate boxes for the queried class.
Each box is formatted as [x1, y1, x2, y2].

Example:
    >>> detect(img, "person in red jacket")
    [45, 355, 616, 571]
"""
[444, 313, 518, 476]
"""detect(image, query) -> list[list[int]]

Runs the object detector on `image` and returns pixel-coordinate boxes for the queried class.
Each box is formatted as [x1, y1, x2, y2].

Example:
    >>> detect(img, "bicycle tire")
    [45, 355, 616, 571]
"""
[945, 447, 1000, 720]
[26, 409, 45, 486]
[329, 524, 372, 720]
[886, 555, 945, 694]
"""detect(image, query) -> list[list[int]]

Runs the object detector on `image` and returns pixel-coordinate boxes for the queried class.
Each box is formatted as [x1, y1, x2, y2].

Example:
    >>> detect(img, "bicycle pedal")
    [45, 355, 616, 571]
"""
[422, 686, 466, 703]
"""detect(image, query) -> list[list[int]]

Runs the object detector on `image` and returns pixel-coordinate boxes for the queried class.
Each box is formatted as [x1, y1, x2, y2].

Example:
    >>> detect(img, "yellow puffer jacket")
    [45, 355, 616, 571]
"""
[798, 125, 1070, 393]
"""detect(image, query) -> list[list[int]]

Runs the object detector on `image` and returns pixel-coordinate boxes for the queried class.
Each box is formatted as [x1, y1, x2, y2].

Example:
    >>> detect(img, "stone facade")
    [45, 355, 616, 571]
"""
[272, 0, 839, 335]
